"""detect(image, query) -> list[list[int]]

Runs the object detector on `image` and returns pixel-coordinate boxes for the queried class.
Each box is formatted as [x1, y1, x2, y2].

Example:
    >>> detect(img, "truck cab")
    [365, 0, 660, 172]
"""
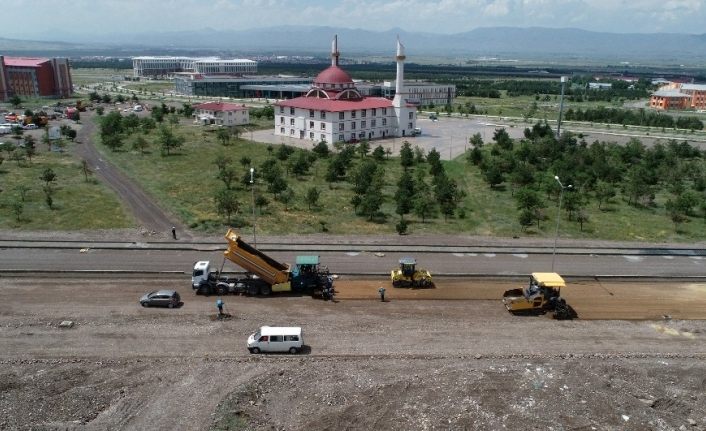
[191, 261, 211, 288]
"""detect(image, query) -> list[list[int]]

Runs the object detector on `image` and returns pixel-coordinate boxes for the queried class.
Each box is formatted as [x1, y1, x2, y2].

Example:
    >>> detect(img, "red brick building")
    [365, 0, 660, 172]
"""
[650, 82, 706, 110]
[0, 56, 73, 102]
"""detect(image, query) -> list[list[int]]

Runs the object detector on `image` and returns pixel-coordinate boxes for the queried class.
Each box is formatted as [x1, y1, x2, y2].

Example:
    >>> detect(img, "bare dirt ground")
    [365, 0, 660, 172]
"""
[1, 276, 705, 430]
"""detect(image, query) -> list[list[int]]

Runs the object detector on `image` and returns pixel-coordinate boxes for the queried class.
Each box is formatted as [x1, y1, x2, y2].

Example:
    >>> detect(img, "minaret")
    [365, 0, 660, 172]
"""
[331, 35, 339, 67]
[393, 37, 405, 107]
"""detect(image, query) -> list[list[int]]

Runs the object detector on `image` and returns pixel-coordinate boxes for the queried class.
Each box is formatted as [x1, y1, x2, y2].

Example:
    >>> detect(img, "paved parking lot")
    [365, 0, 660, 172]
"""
[252, 115, 706, 160]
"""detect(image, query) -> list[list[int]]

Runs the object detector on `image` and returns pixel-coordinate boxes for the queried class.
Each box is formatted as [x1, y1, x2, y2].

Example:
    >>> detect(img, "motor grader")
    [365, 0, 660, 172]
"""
[390, 257, 433, 288]
[502, 272, 571, 319]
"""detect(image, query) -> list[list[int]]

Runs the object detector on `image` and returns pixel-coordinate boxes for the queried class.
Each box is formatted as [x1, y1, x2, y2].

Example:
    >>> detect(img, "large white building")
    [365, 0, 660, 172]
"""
[132, 56, 257, 78]
[274, 36, 416, 144]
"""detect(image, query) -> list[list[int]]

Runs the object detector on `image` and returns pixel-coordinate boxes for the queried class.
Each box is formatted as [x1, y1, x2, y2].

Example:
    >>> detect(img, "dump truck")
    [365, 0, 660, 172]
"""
[192, 229, 334, 299]
[502, 272, 571, 319]
[390, 257, 433, 288]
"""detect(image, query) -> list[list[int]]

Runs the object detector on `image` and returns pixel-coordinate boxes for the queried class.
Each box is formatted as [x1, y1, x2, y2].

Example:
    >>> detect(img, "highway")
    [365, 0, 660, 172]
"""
[1, 241, 704, 277]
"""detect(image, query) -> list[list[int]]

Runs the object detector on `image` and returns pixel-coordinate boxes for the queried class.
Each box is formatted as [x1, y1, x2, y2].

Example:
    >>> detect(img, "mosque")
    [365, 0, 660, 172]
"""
[274, 36, 417, 144]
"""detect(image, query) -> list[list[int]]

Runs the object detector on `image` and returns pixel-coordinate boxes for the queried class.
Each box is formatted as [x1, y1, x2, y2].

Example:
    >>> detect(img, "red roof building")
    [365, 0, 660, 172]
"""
[274, 35, 416, 144]
[193, 101, 249, 126]
[0, 56, 73, 102]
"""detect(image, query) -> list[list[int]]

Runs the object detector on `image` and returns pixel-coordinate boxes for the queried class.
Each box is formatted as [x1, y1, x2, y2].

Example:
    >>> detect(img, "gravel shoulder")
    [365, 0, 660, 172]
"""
[1, 277, 705, 430]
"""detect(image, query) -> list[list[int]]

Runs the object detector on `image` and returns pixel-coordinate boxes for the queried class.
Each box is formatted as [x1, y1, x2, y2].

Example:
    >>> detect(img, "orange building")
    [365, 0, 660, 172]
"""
[650, 83, 706, 110]
[0, 56, 73, 102]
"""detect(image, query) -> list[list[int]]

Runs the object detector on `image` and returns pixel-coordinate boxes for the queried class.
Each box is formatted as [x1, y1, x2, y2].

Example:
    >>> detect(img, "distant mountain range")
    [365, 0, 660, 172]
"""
[2, 26, 706, 63]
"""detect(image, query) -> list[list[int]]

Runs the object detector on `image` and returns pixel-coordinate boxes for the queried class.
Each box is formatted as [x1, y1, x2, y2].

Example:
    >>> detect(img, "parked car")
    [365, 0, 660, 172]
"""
[139, 290, 181, 308]
[23, 123, 37, 130]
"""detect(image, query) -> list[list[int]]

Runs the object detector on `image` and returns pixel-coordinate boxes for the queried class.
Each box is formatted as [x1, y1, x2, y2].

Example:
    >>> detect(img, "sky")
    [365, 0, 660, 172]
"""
[3, 0, 705, 39]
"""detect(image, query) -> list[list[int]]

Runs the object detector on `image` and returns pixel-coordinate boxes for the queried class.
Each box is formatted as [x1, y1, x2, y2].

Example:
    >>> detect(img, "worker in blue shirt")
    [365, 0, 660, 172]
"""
[216, 298, 224, 317]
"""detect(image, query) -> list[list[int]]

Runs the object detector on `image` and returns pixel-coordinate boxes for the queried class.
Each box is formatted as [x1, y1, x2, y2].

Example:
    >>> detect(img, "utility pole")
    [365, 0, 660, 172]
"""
[250, 168, 257, 247]
[556, 76, 567, 139]
[552, 175, 572, 272]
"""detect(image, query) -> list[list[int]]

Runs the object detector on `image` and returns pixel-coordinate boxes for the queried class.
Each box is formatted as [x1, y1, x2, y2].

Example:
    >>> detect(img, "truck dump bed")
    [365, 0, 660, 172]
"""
[223, 229, 290, 286]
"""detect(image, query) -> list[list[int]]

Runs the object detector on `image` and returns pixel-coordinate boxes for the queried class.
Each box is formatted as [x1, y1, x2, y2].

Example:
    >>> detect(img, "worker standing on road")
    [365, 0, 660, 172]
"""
[171, 226, 177, 240]
[378, 287, 386, 302]
[216, 298, 224, 317]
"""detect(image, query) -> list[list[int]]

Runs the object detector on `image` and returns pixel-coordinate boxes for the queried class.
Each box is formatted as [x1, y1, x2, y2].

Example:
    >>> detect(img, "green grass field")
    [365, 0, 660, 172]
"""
[0, 146, 134, 230]
[90, 119, 705, 241]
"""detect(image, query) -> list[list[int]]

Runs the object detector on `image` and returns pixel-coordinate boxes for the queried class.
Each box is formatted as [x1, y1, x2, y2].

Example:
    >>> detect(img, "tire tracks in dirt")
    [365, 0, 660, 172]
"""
[73, 112, 191, 239]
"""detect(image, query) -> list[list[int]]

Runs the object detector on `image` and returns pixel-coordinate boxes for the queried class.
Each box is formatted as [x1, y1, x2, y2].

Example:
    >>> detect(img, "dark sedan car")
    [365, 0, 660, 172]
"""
[139, 290, 181, 308]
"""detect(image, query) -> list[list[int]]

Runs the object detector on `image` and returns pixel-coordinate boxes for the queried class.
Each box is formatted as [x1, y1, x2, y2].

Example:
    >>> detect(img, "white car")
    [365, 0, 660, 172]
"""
[23, 123, 37, 130]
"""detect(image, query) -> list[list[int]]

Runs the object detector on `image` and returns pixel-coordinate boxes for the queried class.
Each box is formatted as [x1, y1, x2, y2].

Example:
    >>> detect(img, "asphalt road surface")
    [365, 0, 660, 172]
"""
[2, 246, 704, 277]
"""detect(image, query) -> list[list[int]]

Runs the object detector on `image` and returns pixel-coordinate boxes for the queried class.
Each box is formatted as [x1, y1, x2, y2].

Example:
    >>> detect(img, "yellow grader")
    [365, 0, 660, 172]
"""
[390, 257, 433, 288]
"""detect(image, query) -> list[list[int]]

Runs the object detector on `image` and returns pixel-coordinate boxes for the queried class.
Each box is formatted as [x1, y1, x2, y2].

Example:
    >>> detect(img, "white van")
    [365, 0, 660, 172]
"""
[247, 326, 303, 354]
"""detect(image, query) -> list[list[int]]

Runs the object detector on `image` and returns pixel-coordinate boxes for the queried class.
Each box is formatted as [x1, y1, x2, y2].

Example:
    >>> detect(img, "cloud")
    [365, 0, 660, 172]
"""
[1, 0, 704, 38]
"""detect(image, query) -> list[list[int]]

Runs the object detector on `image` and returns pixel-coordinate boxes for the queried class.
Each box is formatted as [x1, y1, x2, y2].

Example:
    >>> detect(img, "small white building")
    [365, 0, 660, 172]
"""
[274, 35, 416, 144]
[193, 101, 249, 126]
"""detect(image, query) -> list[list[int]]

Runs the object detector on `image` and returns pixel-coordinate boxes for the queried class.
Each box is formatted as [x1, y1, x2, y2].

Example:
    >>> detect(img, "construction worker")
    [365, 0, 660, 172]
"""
[216, 298, 224, 317]
[378, 287, 386, 302]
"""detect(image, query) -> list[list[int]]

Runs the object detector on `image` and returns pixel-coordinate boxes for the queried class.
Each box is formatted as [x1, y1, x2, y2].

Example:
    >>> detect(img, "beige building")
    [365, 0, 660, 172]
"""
[193, 101, 249, 126]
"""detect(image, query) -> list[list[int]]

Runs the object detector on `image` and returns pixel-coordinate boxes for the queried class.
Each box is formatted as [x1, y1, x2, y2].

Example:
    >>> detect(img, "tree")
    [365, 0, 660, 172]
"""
[101, 94, 112, 104]
[413, 172, 437, 222]
[466, 147, 483, 165]
[95, 106, 105, 116]
[66, 129, 77, 142]
[216, 127, 231, 146]
[9, 95, 22, 108]
[255, 195, 269, 212]
[357, 140, 370, 158]
[469, 133, 484, 148]
[576, 210, 589, 231]
[217, 165, 238, 190]
[80, 159, 93, 182]
[15, 184, 30, 202]
[313, 141, 330, 158]
[372, 145, 386, 162]
[594, 180, 616, 209]
[268, 176, 288, 198]
[493, 128, 513, 150]
[395, 169, 415, 220]
[41, 167, 57, 185]
[400, 141, 414, 169]
[181, 103, 194, 117]
[157, 125, 184, 155]
[278, 187, 295, 210]
[10, 149, 25, 166]
[122, 114, 140, 131]
[290, 151, 311, 177]
[665, 199, 687, 231]
[42, 184, 55, 209]
[360, 177, 385, 221]
[482, 160, 505, 188]
[427, 148, 443, 177]
[276, 144, 294, 161]
[132, 134, 150, 155]
[11, 199, 23, 222]
[395, 219, 409, 235]
[518, 209, 534, 232]
[23, 135, 36, 163]
[168, 114, 180, 128]
[214, 188, 239, 224]
[240, 156, 252, 167]
[305, 187, 321, 210]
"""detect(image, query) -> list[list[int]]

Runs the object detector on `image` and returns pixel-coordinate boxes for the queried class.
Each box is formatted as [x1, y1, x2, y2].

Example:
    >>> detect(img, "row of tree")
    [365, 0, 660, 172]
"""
[469, 121, 706, 232]
[565, 107, 704, 130]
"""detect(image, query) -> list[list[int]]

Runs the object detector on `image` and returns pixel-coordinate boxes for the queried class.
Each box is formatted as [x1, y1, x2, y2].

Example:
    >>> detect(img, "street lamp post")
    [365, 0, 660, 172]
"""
[250, 167, 257, 247]
[552, 175, 572, 272]
[556, 76, 567, 139]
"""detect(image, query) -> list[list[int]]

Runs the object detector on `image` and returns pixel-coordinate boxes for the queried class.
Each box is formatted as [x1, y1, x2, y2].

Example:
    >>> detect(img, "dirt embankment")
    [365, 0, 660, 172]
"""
[0, 277, 705, 430]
